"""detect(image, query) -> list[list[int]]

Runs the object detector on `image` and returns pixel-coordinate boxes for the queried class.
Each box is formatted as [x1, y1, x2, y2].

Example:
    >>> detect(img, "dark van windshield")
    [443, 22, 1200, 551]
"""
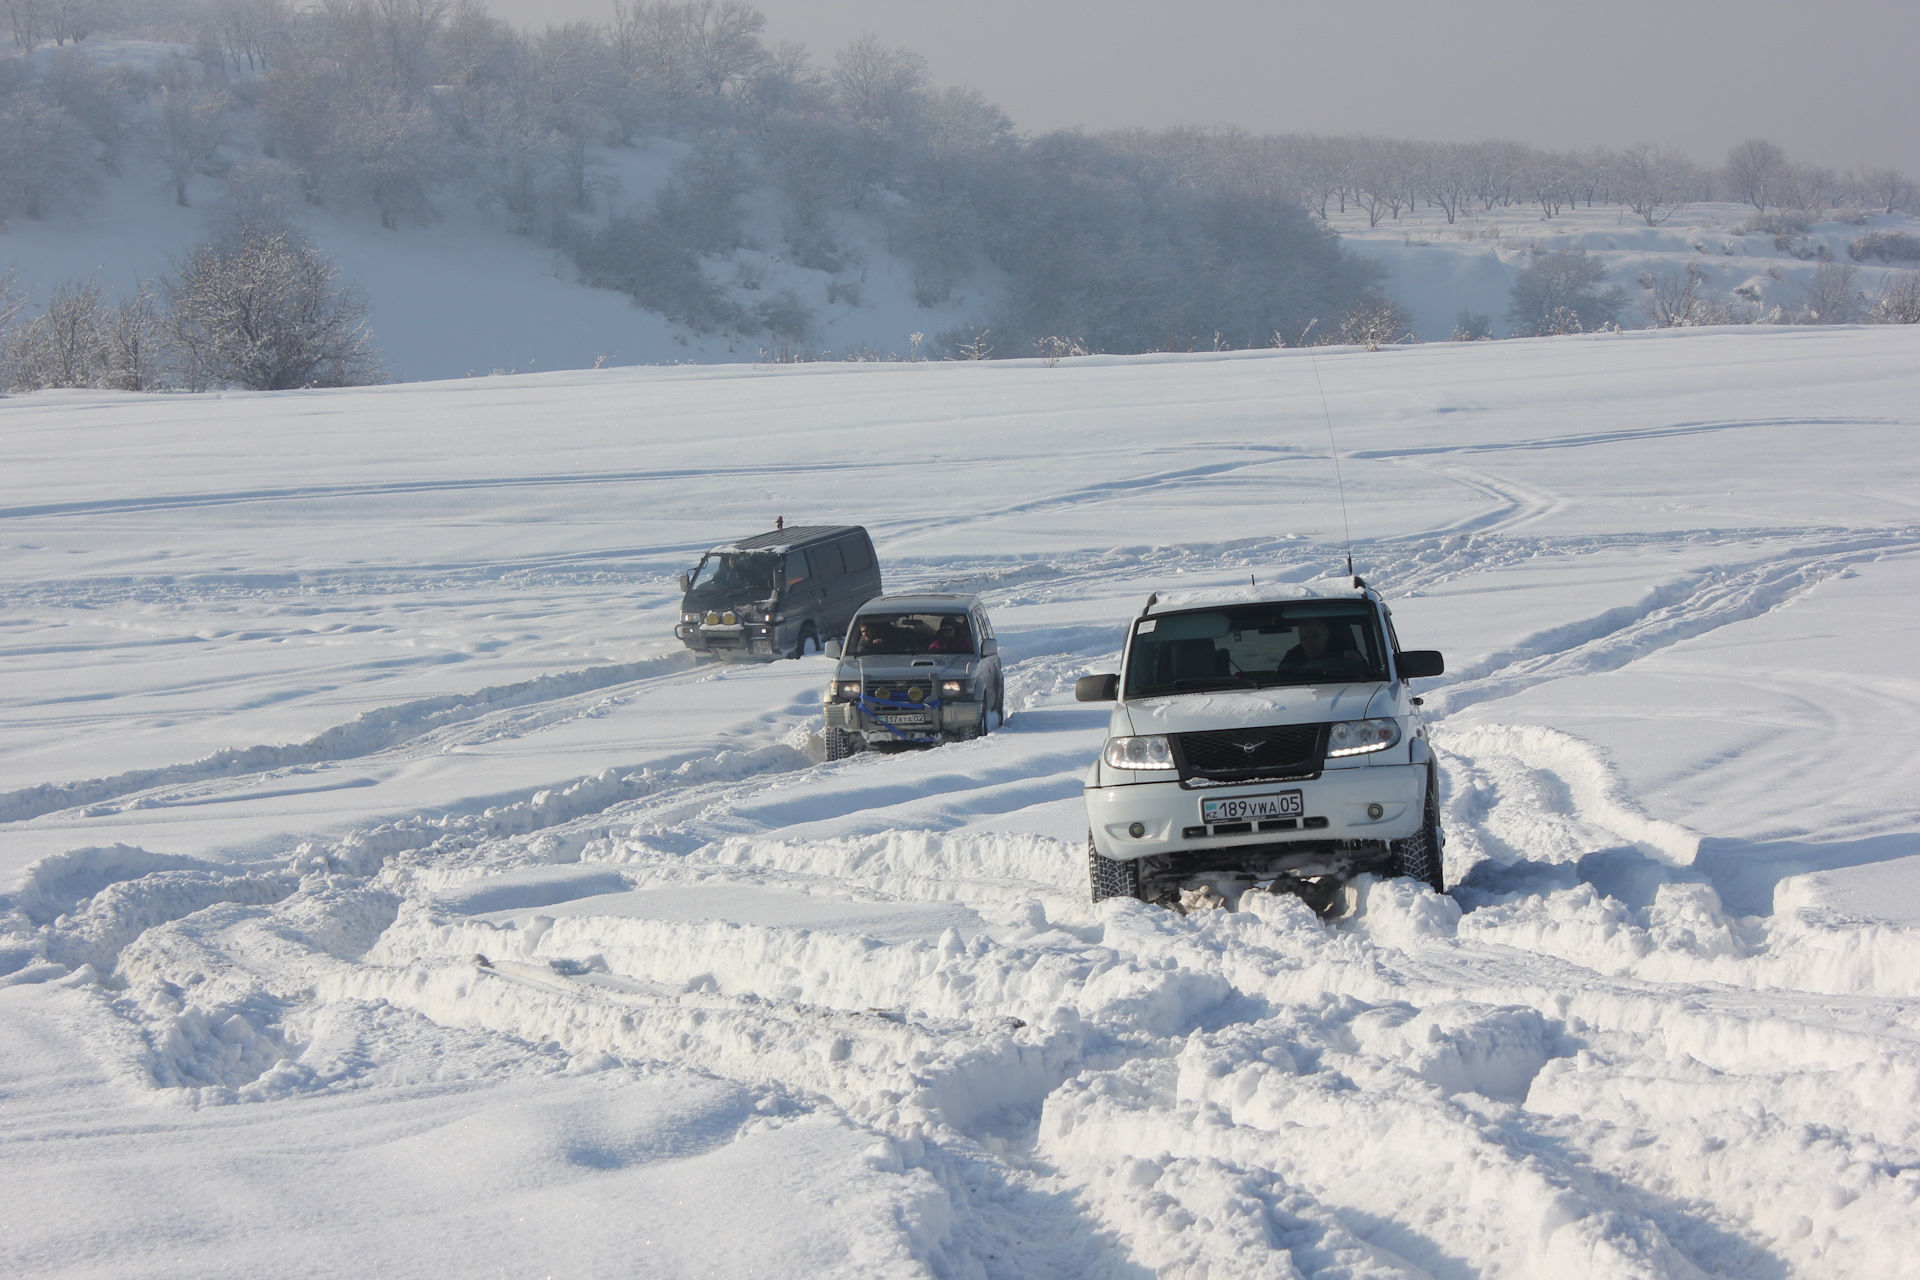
[1125, 601, 1387, 697]
[689, 552, 778, 595]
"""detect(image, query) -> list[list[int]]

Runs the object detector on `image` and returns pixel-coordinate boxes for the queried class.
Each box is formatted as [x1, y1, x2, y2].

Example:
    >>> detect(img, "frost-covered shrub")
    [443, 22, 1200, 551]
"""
[1507, 247, 1625, 336]
[1799, 261, 1862, 324]
[1848, 230, 1920, 264]
[1334, 294, 1412, 350]
[165, 231, 385, 390]
[1866, 272, 1920, 324]
[6, 278, 111, 390]
[1735, 209, 1815, 237]
[1636, 263, 1754, 327]
[1451, 308, 1492, 341]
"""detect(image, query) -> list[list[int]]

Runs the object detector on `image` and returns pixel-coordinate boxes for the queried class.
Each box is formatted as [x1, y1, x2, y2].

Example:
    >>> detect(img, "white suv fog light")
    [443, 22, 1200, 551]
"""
[1128, 822, 1146, 838]
[1366, 803, 1384, 820]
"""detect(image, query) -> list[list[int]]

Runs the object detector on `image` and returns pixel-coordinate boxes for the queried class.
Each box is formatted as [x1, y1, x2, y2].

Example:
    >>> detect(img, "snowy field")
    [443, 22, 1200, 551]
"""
[3, 325, 1919, 1278]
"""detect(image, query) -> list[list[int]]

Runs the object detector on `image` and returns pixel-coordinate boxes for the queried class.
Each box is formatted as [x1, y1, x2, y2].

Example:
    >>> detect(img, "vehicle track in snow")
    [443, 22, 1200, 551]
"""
[7, 509, 1920, 1277]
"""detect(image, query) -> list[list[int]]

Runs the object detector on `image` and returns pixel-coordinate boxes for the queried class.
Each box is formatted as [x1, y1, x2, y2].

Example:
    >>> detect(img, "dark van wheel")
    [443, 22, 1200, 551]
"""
[1089, 834, 1141, 903]
[792, 625, 817, 660]
[1390, 762, 1446, 893]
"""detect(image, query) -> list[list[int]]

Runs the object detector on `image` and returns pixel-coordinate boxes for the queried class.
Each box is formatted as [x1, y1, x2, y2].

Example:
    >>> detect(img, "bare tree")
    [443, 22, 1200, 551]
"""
[1800, 261, 1861, 324]
[149, 67, 230, 207]
[165, 229, 385, 389]
[1862, 167, 1916, 215]
[831, 33, 925, 127]
[7, 277, 109, 389]
[5, 0, 43, 51]
[1508, 247, 1625, 336]
[0, 268, 28, 387]
[1637, 263, 1751, 327]
[1616, 144, 1697, 225]
[101, 281, 169, 390]
[0, 94, 98, 221]
[1724, 138, 1786, 210]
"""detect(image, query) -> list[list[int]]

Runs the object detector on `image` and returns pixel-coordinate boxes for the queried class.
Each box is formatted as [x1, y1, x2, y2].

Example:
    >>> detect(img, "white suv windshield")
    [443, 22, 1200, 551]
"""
[1125, 602, 1388, 697]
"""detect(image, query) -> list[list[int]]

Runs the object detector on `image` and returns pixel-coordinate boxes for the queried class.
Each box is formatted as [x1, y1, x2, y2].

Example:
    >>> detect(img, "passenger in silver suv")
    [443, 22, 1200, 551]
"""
[1076, 583, 1445, 909]
[821, 594, 1005, 757]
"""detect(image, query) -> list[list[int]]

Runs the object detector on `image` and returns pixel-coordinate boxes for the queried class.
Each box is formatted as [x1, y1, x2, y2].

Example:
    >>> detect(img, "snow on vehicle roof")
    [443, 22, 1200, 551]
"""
[855, 592, 977, 613]
[1144, 579, 1369, 614]
[706, 525, 862, 554]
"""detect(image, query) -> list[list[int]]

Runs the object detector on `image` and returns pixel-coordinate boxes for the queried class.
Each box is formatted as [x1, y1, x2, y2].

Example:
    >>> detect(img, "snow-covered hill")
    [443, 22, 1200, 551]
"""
[3, 326, 1919, 1278]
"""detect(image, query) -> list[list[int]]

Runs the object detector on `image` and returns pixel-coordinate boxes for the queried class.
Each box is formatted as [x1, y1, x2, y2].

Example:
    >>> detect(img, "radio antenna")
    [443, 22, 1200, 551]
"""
[1303, 328, 1357, 586]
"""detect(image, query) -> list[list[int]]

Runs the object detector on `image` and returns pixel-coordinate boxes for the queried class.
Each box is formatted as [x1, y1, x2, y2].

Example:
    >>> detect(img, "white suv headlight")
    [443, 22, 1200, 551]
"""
[1104, 735, 1174, 770]
[1327, 718, 1402, 757]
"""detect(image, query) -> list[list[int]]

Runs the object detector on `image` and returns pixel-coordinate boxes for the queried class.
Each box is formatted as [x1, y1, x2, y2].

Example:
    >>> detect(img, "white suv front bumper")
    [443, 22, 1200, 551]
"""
[1086, 762, 1425, 861]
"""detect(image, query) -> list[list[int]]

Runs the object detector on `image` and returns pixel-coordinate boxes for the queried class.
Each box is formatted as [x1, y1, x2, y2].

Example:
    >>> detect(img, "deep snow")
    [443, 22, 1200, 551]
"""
[3, 326, 1919, 1278]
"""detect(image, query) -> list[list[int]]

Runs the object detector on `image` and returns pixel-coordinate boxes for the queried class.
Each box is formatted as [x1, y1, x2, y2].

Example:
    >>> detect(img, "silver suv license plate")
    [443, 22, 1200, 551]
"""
[1202, 790, 1303, 823]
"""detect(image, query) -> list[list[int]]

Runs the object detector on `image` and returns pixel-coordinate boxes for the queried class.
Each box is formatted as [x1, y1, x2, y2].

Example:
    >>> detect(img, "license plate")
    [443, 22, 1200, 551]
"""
[1202, 790, 1303, 824]
[878, 713, 932, 725]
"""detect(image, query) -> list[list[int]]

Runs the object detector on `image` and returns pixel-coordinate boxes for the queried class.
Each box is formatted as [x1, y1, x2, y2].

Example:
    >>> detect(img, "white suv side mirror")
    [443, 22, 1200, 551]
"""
[824, 638, 843, 659]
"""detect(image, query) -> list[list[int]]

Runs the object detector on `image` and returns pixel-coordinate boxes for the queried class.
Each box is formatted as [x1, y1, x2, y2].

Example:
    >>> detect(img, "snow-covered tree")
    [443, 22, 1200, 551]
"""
[148, 64, 229, 206]
[1615, 144, 1698, 226]
[1508, 247, 1625, 336]
[1724, 138, 1786, 210]
[0, 92, 97, 220]
[165, 229, 384, 389]
[7, 276, 108, 389]
[1867, 271, 1920, 324]
[1800, 261, 1861, 324]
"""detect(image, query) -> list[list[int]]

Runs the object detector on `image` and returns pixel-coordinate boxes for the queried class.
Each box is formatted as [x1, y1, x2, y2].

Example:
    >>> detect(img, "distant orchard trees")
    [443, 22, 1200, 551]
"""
[2, 0, 1917, 372]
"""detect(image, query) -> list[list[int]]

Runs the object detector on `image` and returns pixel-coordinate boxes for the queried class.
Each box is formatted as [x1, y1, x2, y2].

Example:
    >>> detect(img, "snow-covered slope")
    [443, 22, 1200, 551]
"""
[3, 326, 1919, 1278]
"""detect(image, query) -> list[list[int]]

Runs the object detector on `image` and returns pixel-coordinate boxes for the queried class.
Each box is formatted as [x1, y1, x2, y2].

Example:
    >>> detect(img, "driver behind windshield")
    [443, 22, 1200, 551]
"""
[849, 612, 970, 657]
[1279, 617, 1366, 672]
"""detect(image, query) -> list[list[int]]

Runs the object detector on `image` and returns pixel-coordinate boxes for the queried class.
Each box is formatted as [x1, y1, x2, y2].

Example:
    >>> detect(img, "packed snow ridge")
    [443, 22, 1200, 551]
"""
[2, 327, 1919, 1278]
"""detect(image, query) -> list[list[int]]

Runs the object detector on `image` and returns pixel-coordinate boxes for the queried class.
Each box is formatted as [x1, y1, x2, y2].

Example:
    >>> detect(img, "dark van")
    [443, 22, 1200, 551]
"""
[674, 525, 883, 662]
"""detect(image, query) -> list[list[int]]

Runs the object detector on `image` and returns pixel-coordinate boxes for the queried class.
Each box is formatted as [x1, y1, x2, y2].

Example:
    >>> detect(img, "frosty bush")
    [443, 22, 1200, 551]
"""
[1508, 248, 1625, 336]
[1636, 263, 1753, 327]
[1849, 231, 1920, 264]
[7, 277, 111, 389]
[1799, 262, 1861, 325]
[1866, 272, 1920, 324]
[1334, 294, 1412, 350]
[1445, 309, 1489, 341]
[165, 230, 385, 390]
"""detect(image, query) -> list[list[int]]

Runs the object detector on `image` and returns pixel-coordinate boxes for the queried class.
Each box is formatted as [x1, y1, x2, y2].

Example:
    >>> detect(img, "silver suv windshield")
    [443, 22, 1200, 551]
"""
[1125, 601, 1388, 697]
[689, 551, 778, 594]
[847, 612, 975, 656]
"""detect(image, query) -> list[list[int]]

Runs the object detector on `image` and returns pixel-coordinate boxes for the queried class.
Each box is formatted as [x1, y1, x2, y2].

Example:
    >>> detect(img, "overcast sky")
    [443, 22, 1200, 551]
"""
[492, 0, 1920, 176]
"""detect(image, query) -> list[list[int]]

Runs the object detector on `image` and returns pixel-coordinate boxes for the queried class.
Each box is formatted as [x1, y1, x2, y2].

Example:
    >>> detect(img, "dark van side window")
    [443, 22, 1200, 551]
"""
[840, 536, 873, 572]
[783, 550, 812, 589]
[811, 542, 846, 578]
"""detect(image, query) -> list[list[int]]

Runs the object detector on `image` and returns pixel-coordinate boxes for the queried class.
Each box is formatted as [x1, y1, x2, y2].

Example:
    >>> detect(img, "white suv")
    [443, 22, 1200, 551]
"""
[1076, 583, 1445, 908]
